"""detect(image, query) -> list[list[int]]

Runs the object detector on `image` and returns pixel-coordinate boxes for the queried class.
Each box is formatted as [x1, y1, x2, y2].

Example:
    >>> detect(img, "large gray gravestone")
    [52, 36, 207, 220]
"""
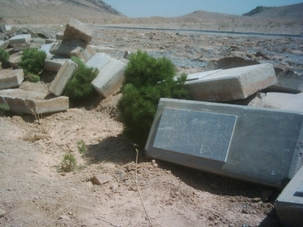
[145, 98, 303, 188]
[275, 166, 303, 227]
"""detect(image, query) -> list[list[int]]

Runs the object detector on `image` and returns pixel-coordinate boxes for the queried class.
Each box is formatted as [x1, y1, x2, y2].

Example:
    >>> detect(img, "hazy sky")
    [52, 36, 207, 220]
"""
[103, 0, 303, 18]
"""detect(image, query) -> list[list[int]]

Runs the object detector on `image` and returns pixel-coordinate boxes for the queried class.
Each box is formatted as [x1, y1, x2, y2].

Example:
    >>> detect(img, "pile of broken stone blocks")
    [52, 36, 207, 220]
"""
[0, 18, 126, 114]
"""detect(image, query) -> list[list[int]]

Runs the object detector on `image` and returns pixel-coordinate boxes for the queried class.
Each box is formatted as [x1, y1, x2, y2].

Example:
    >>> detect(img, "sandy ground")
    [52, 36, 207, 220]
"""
[1, 24, 303, 227]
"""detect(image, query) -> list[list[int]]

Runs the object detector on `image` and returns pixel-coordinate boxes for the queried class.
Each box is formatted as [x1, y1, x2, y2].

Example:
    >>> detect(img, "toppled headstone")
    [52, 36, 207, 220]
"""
[49, 59, 78, 96]
[263, 92, 303, 113]
[44, 58, 68, 72]
[0, 89, 69, 114]
[275, 166, 303, 227]
[50, 39, 96, 62]
[184, 63, 277, 102]
[92, 58, 126, 98]
[85, 52, 111, 71]
[62, 18, 93, 44]
[0, 69, 24, 89]
[145, 98, 303, 188]
[9, 34, 31, 45]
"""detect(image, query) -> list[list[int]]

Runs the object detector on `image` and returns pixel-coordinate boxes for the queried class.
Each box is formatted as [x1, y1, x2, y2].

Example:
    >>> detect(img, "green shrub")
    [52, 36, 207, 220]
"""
[0, 103, 10, 116]
[0, 48, 10, 69]
[77, 139, 87, 158]
[117, 50, 188, 146]
[64, 57, 99, 103]
[18, 48, 46, 80]
[25, 72, 40, 82]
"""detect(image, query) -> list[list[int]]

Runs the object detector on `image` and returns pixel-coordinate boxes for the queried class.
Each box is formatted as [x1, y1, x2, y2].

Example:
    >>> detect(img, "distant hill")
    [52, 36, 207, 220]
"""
[243, 2, 303, 19]
[0, 1, 302, 35]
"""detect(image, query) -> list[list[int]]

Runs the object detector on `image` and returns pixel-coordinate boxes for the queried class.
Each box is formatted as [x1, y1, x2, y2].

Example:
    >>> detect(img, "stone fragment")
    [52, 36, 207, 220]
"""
[0, 89, 69, 114]
[49, 59, 78, 96]
[56, 32, 63, 40]
[145, 98, 303, 188]
[0, 40, 9, 49]
[11, 43, 30, 52]
[275, 166, 303, 227]
[62, 18, 93, 44]
[92, 58, 126, 98]
[50, 40, 96, 62]
[85, 52, 111, 71]
[0, 69, 24, 89]
[44, 58, 68, 72]
[184, 63, 277, 102]
[0, 23, 6, 33]
[91, 174, 113, 185]
[9, 34, 31, 45]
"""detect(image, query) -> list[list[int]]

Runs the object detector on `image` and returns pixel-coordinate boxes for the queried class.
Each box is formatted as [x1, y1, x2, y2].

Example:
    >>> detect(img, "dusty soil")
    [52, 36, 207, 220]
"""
[1, 24, 303, 227]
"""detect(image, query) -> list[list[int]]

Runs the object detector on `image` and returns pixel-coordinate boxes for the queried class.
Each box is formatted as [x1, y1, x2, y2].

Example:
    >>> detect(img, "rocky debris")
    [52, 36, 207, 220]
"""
[62, 18, 93, 44]
[0, 69, 24, 89]
[0, 208, 6, 218]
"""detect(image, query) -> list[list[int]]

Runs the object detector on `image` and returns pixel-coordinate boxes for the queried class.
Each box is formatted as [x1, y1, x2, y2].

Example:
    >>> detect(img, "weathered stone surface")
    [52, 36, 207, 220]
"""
[50, 40, 96, 62]
[145, 98, 303, 188]
[39, 43, 55, 59]
[49, 59, 78, 96]
[263, 92, 303, 113]
[0, 89, 69, 114]
[275, 166, 303, 227]
[0, 69, 24, 89]
[270, 68, 303, 93]
[44, 58, 68, 72]
[184, 63, 277, 102]
[11, 43, 30, 52]
[0, 40, 9, 49]
[62, 18, 93, 44]
[85, 52, 111, 71]
[0, 23, 6, 33]
[9, 34, 31, 45]
[92, 58, 126, 98]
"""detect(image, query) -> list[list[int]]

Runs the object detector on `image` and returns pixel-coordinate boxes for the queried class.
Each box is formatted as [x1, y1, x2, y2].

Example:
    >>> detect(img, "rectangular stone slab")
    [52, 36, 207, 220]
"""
[184, 63, 277, 102]
[275, 166, 303, 227]
[145, 98, 303, 188]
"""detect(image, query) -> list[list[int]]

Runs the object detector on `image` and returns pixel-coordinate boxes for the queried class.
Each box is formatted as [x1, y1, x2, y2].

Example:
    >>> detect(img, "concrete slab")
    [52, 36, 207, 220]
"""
[50, 40, 96, 62]
[0, 69, 24, 89]
[49, 59, 78, 96]
[39, 43, 54, 59]
[184, 63, 277, 102]
[85, 53, 111, 71]
[92, 58, 126, 98]
[275, 166, 303, 227]
[11, 43, 30, 52]
[145, 98, 303, 188]
[0, 40, 9, 49]
[0, 89, 69, 114]
[9, 34, 31, 45]
[44, 58, 68, 72]
[62, 18, 93, 44]
[263, 92, 303, 113]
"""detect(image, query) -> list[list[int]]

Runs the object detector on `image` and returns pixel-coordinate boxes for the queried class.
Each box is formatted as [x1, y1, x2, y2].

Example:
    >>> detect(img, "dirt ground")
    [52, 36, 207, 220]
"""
[1, 24, 303, 227]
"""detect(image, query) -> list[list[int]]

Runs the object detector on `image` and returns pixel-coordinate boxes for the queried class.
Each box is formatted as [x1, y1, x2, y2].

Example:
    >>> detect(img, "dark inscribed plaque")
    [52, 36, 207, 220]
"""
[153, 108, 237, 162]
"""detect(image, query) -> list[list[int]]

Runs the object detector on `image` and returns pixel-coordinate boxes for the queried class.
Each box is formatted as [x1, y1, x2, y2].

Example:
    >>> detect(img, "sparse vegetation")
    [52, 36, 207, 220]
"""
[0, 103, 10, 116]
[64, 57, 99, 103]
[60, 152, 77, 172]
[117, 50, 188, 146]
[0, 48, 10, 69]
[77, 139, 87, 158]
[18, 48, 47, 82]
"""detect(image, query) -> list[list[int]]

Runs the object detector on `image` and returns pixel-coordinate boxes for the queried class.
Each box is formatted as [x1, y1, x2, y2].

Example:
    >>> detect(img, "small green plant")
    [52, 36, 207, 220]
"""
[61, 152, 77, 172]
[77, 139, 87, 158]
[117, 50, 188, 146]
[64, 57, 99, 103]
[18, 48, 46, 81]
[0, 103, 10, 116]
[0, 48, 10, 69]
